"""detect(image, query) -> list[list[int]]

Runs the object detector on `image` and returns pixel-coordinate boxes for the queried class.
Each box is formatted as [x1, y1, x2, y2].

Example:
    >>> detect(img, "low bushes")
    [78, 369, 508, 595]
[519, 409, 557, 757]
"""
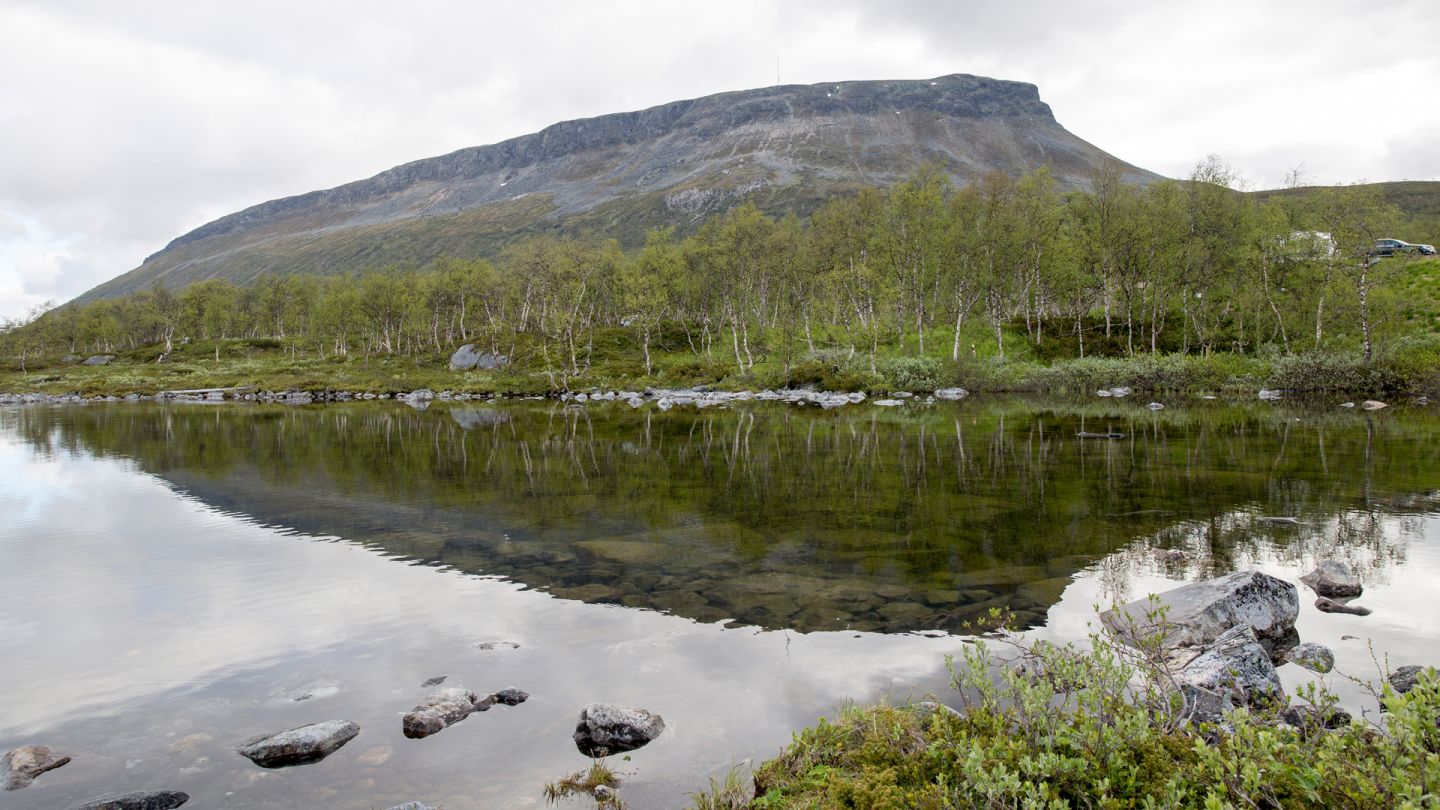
[701, 628, 1439, 809]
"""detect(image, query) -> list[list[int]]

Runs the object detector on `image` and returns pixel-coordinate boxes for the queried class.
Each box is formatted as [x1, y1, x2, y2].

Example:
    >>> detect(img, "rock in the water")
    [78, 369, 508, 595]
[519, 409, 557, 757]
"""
[1258, 389, 1283, 401]
[573, 703, 665, 757]
[1389, 665, 1436, 694]
[476, 640, 521, 650]
[932, 387, 968, 400]
[1315, 597, 1372, 616]
[909, 700, 962, 722]
[1360, 399, 1388, 411]
[402, 688, 492, 739]
[82, 355, 114, 366]
[1300, 560, 1363, 598]
[1258, 516, 1302, 526]
[67, 790, 190, 810]
[492, 687, 529, 706]
[1283, 642, 1335, 673]
[1175, 625, 1285, 708]
[448, 344, 509, 371]
[384, 804, 436, 810]
[237, 720, 359, 768]
[3, 745, 71, 790]
[1101, 570, 1299, 649]
[420, 675, 447, 688]
[1279, 704, 1352, 732]
[1146, 402, 1165, 410]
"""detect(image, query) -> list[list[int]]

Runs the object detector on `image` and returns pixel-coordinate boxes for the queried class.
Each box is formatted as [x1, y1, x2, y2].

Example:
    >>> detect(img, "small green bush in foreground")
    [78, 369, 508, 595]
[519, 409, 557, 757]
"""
[698, 626, 1439, 809]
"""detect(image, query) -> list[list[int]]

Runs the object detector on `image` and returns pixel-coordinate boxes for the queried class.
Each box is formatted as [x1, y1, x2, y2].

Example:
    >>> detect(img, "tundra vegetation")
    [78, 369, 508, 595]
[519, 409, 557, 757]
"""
[688, 616, 1440, 809]
[3, 162, 1439, 397]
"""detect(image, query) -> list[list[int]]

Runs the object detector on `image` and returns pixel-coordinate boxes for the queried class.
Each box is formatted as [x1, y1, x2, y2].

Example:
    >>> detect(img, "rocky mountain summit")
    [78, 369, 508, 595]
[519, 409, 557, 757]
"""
[78, 74, 1157, 301]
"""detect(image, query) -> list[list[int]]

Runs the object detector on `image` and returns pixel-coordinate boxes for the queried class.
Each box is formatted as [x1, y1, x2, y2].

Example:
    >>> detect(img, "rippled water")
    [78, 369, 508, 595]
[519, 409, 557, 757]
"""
[1, 398, 1438, 808]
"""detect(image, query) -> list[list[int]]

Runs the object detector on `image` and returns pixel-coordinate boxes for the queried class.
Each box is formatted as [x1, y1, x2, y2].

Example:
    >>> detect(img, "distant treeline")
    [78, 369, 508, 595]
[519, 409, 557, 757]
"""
[3, 160, 1432, 378]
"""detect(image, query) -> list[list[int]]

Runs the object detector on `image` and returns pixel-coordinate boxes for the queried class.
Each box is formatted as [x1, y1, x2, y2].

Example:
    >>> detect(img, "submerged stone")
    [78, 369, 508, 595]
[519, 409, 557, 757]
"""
[237, 721, 359, 768]
[2, 745, 71, 791]
[67, 790, 190, 810]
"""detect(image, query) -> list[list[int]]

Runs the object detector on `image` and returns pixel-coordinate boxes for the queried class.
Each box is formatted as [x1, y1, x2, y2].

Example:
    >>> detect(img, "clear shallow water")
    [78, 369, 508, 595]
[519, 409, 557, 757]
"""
[1, 398, 1438, 807]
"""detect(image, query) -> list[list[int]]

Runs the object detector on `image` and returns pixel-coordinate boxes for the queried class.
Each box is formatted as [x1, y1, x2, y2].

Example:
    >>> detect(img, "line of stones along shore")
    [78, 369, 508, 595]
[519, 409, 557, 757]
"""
[0, 386, 970, 408]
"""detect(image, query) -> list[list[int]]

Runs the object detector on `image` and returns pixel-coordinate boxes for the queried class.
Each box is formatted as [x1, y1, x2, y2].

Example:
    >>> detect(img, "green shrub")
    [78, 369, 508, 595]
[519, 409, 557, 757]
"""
[704, 621, 1440, 809]
[875, 356, 947, 392]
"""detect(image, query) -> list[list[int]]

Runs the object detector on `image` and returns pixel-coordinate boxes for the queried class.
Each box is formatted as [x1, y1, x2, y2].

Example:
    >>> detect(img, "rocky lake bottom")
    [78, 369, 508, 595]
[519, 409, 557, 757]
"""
[1, 397, 1438, 807]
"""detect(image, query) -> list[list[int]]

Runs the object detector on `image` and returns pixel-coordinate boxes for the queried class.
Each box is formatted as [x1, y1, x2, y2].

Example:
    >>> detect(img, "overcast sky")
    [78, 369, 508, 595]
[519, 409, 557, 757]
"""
[2, 0, 1437, 320]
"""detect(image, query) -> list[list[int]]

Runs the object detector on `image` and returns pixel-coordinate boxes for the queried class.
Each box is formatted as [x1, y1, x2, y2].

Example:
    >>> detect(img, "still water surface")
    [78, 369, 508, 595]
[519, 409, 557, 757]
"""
[2, 398, 1438, 807]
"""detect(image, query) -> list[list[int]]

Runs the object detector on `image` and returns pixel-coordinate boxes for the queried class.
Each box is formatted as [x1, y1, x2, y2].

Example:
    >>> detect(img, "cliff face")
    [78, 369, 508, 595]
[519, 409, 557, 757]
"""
[78, 74, 1159, 301]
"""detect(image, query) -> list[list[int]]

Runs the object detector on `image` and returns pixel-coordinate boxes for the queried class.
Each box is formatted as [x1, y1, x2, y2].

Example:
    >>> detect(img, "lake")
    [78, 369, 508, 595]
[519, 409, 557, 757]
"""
[2, 397, 1438, 808]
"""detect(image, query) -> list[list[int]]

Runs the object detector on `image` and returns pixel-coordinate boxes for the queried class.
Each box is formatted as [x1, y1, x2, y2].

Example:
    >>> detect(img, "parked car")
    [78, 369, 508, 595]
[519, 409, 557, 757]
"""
[1373, 238, 1437, 256]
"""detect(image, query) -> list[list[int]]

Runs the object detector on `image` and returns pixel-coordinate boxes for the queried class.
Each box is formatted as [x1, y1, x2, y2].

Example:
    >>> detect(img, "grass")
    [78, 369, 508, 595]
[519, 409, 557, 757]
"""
[544, 761, 623, 808]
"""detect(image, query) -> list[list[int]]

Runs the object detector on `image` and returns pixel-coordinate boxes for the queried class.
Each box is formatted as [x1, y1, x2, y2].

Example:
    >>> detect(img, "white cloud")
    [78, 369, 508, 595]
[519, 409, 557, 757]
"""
[1, 0, 1436, 319]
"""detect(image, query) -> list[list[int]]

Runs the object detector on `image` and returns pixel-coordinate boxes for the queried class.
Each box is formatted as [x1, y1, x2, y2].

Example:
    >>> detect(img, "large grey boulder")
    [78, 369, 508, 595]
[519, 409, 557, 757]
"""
[932, 387, 968, 400]
[3, 745, 71, 790]
[67, 791, 190, 810]
[1101, 571, 1299, 649]
[1175, 625, 1285, 709]
[402, 687, 492, 739]
[82, 355, 114, 366]
[1299, 561, 1362, 598]
[237, 720, 359, 767]
[449, 344, 509, 371]
[573, 703, 665, 757]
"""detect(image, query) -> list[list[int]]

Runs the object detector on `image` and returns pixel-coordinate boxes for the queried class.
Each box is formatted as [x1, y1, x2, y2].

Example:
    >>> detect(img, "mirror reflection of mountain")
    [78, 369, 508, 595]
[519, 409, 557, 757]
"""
[8, 399, 1438, 633]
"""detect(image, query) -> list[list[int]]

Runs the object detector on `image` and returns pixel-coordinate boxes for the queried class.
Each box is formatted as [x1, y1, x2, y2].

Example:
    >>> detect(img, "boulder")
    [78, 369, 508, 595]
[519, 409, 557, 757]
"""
[420, 675, 447, 687]
[402, 688, 492, 739]
[573, 703, 665, 757]
[1315, 597, 1371, 616]
[1300, 561, 1363, 598]
[82, 355, 114, 366]
[61, 354, 81, 364]
[1389, 665, 1436, 695]
[1258, 389, 1283, 401]
[1174, 625, 1285, 708]
[2, 745, 71, 790]
[1146, 402, 1165, 410]
[384, 804, 436, 810]
[1360, 400, 1388, 411]
[1278, 704, 1351, 732]
[453, 344, 507, 371]
[67, 791, 190, 810]
[1101, 570, 1299, 649]
[932, 387, 968, 400]
[873, 399, 903, 407]
[237, 720, 359, 768]
[1283, 642, 1335, 673]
